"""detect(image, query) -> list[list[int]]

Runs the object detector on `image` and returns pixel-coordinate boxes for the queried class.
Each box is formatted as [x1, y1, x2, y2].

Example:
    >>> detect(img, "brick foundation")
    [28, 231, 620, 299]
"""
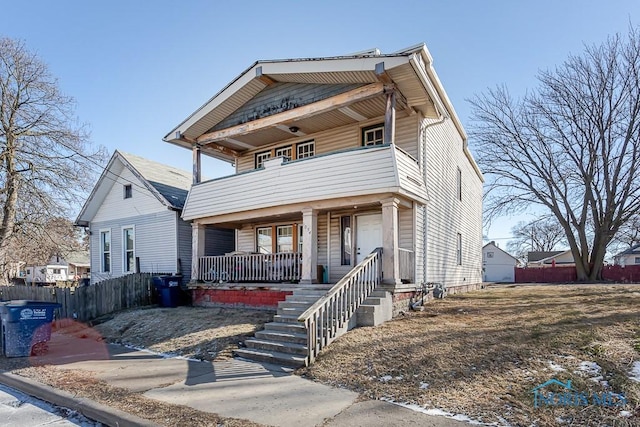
[191, 288, 293, 310]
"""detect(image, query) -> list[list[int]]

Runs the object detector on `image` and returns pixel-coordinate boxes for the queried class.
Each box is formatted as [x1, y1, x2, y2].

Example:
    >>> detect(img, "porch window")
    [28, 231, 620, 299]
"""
[275, 146, 292, 161]
[296, 141, 315, 159]
[456, 233, 462, 265]
[277, 225, 293, 252]
[341, 216, 352, 265]
[255, 151, 271, 169]
[100, 230, 111, 273]
[123, 226, 135, 273]
[362, 124, 384, 146]
[257, 227, 273, 253]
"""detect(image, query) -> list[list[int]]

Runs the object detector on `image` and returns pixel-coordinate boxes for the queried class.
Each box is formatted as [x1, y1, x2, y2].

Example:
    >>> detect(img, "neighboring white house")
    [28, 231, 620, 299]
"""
[613, 244, 640, 266]
[75, 151, 234, 285]
[482, 241, 518, 282]
[25, 255, 69, 285]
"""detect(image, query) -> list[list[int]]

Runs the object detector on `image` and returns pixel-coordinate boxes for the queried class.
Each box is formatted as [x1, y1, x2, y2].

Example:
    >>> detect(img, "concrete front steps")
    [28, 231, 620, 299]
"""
[234, 285, 392, 368]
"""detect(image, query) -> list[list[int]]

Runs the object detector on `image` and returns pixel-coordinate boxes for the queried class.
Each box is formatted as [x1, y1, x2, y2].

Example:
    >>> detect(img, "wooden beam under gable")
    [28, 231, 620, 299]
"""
[177, 134, 240, 158]
[196, 82, 385, 145]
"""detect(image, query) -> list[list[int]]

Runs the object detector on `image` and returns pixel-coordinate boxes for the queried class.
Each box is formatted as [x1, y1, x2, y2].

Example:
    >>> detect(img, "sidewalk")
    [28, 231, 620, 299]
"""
[0, 330, 470, 427]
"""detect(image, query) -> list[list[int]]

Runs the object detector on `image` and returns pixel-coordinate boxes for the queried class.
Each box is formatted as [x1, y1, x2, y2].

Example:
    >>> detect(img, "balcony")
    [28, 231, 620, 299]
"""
[183, 144, 427, 221]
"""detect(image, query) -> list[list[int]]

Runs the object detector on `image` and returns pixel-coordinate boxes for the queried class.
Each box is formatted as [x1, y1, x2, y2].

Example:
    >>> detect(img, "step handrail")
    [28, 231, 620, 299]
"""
[298, 247, 382, 365]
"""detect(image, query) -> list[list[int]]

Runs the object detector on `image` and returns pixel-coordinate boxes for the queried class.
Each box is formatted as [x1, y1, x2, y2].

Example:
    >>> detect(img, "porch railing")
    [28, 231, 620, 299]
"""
[398, 248, 415, 283]
[199, 252, 302, 282]
[298, 248, 382, 365]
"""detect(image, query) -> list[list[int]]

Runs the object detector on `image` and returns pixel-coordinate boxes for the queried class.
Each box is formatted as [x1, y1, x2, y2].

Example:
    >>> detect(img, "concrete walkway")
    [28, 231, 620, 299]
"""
[0, 331, 470, 427]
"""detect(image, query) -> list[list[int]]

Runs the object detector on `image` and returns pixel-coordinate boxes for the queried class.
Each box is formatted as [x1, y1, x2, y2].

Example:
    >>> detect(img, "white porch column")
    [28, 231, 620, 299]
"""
[381, 198, 401, 287]
[300, 208, 318, 284]
[191, 222, 206, 282]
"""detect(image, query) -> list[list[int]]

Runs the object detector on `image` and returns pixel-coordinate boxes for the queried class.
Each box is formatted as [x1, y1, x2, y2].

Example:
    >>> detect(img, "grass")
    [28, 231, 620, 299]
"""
[299, 284, 640, 426]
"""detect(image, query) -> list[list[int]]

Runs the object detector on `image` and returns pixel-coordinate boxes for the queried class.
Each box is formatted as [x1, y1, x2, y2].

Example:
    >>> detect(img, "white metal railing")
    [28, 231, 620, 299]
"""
[298, 248, 382, 365]
[398, 248, 415, 283]
[199, 253, 302, 282]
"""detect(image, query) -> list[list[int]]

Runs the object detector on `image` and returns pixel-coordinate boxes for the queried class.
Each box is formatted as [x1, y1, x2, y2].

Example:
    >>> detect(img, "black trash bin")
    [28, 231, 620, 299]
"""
[0, 300, 61, 357]
[152, 276, 182, 308]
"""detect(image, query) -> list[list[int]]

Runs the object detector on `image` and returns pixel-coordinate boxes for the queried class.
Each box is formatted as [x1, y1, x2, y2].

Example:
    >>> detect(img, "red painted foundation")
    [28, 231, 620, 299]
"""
[191, 288, 293, 310]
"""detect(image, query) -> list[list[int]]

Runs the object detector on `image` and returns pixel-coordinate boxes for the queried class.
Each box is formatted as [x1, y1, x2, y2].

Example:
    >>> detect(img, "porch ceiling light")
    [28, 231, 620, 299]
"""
[289, 126, 300, 133]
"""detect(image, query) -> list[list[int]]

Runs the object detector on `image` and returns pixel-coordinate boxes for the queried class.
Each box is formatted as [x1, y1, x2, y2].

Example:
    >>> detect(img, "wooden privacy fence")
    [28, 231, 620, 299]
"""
[515, 264, 640, 283]
[0, 273, 161, 322]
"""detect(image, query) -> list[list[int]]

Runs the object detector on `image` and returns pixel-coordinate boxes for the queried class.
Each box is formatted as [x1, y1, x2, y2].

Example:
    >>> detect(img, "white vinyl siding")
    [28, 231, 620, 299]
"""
[93, 166, 166, 222]
[422, 117, 483, 287]
[90, 211, 179, 284]
[184, 145, 427, 221]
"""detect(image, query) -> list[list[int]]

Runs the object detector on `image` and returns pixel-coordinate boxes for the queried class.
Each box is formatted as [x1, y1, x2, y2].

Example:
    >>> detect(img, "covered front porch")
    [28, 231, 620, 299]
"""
[190, 196, 419, 293]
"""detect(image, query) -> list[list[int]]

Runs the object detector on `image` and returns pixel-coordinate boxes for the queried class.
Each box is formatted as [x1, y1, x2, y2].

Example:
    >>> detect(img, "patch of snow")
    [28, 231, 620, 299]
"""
[577, 361, 601, 377]
[547, 361, 566, 372]
[620, 410, 632, 417]
[379, 375, 392, 382]
[629, 361, 640, 383]
[379, 397, 497, 426]
[589, 376, 604, 383]
[395, 375, 403, 380]
[419, 382, 429, 389]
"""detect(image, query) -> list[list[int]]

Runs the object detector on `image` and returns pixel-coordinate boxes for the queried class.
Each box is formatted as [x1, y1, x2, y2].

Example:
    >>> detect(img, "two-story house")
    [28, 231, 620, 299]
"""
[164, 44, 483, 366]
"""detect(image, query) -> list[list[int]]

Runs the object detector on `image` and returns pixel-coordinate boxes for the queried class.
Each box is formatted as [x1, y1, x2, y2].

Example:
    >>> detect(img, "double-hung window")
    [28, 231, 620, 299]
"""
[123, 227, 135, 273]
[100, 230, 111, 273]
[456, 233, 462, 266]
[257, 227, 273, 254]
[277, 225, 293, 253]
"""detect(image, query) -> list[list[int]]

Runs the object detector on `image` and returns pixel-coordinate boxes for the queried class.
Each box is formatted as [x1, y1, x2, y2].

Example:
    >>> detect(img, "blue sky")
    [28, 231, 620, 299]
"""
[3, 0, 640, 247]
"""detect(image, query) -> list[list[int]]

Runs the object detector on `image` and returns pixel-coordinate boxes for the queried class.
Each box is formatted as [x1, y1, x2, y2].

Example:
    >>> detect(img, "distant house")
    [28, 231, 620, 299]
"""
[613, 244, 640, 266]
[25, 255, 69, 285]
[527, 250, 574, 267]
[75, 151, 234, 285]
[482, 241, 518, 282]
[65, 250, 91, 279]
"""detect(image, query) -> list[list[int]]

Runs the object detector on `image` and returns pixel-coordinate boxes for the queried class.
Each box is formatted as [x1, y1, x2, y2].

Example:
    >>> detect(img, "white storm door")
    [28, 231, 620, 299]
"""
[356, 214, 382, 264]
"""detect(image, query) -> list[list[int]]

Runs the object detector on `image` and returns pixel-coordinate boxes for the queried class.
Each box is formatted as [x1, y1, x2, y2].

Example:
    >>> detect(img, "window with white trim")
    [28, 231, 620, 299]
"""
[123, 184, 132, 199]
[277, 225, 293, 253]
[635, 257, 640, 264]
[362, 124, 384, 146]
[296, 141, 315, 159]
[275, 146, 292, 161]
[255, 151, 271, 169]
[123, 227, 135, 273]
[257, 227, 273, 254]
[456, 233, 462, 266]
[100, 230, 111, 273]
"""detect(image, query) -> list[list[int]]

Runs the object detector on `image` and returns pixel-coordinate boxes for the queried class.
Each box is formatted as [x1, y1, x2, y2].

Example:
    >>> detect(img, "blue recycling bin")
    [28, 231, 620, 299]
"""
[0, 300, 61, 357]
[152, 276, 182, 308]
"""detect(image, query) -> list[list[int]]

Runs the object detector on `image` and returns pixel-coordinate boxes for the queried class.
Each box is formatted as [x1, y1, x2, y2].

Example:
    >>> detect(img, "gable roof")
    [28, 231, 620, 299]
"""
[528, 250, 573, 265]
[613, 243, 640, 258]
[75, 151, 192, 227]
[527, 251, 564, 262]
[163, 43, 482, 182]
[483, 241, 518, 261]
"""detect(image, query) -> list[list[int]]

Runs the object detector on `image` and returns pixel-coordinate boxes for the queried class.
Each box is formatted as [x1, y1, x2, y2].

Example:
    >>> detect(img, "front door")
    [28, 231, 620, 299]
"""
[356, 214, 382, 264]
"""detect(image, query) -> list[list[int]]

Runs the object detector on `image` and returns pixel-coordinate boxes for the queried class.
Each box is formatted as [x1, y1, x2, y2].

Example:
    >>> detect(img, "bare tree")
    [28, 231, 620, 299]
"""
[0, 37, 105, 284]
[470, 27, 640, 281]
[507, 218, 566, 262]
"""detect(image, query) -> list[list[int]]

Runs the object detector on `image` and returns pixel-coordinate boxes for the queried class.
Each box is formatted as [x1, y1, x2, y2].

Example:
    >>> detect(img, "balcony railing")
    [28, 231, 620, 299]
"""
[199, 252, 302, 283]
[398, 248, 415, 283]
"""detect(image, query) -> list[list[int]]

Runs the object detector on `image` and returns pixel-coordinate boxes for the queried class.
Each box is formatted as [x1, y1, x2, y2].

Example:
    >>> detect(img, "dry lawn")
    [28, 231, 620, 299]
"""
[0, 286, 639, 426]
[300, 284, 640, 426]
